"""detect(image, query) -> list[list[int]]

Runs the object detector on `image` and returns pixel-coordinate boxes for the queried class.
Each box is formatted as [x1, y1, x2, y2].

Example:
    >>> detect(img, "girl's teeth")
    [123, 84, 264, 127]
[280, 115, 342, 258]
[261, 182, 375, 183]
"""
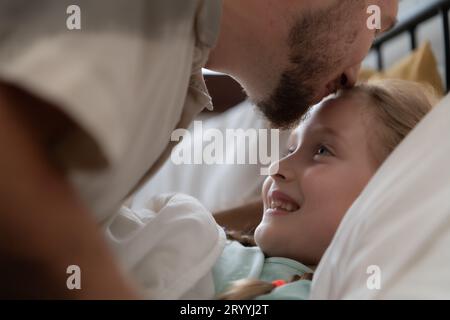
[270, 200, 298, 212]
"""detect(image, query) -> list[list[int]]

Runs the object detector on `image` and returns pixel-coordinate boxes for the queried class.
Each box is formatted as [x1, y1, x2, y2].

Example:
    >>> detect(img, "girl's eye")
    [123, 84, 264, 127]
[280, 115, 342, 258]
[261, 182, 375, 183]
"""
[314, 145, 332, 158]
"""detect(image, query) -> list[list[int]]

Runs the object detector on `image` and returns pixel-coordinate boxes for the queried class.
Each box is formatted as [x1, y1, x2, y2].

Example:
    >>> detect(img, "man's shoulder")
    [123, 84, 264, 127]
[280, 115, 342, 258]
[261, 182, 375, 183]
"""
[0, 83, 75, 149]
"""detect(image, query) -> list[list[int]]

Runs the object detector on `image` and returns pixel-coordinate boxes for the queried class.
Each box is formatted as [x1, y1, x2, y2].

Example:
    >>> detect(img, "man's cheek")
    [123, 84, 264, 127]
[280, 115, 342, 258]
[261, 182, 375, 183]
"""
[355, 31, 375, 61]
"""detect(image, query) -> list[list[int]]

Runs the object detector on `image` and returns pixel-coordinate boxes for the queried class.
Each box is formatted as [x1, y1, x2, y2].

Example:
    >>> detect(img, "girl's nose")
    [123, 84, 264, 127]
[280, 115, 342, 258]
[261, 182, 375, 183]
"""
[269, 157, 296, 182]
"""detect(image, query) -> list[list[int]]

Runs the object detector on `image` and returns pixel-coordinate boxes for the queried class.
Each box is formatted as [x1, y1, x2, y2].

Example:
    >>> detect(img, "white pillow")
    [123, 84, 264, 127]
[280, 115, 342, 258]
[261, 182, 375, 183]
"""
[310, 93, 450, 299]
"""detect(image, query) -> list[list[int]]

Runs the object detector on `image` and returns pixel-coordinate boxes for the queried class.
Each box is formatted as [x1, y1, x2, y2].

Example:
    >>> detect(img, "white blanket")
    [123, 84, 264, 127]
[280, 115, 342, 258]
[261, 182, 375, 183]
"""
[105, 193, 226, 299]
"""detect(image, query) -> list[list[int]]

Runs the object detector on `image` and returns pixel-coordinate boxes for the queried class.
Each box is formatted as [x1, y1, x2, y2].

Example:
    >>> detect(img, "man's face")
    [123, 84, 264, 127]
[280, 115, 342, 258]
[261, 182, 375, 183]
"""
[255, 0, 398, 129]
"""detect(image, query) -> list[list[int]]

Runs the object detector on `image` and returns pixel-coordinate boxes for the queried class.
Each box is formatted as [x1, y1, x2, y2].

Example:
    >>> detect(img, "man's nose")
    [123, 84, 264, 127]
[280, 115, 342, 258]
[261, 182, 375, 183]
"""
[340, 63, 361, 89]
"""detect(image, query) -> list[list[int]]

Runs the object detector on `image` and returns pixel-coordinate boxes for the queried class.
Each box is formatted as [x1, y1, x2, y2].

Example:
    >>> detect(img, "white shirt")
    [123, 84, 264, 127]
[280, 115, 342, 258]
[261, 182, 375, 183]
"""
[107, 193, 226, 299]
[0, 0, 222, 224]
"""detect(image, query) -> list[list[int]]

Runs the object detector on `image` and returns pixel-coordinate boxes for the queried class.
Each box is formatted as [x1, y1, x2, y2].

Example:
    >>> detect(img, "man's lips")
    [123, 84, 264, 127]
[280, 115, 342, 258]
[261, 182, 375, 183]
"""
[312, 82, 338, 105]
[326, 80, 340, 97]
[327, 84, 338, 96]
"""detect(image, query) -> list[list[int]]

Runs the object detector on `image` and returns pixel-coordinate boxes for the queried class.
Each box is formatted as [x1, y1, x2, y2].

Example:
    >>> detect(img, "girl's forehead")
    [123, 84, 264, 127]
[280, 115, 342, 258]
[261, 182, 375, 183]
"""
[291, 93, 365, 140]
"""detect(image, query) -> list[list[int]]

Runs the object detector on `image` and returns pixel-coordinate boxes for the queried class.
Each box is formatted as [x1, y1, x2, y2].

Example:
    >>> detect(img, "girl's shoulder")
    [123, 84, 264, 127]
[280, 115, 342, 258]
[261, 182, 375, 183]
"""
[264, 256, 314, 276]
[212, 241, 265, 294]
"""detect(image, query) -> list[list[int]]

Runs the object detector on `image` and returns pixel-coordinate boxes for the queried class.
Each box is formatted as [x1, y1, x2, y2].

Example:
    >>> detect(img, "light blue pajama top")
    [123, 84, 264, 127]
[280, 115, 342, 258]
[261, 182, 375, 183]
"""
[212, 240, 313, 300]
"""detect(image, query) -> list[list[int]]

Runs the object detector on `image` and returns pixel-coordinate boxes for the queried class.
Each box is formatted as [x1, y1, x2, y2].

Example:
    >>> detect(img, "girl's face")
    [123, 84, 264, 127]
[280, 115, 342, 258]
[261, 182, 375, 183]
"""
[255, 93, 379, 265]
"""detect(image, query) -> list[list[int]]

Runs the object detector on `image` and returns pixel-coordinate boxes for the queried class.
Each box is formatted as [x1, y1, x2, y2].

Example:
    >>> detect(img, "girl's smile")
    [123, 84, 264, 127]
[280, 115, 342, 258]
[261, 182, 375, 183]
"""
[266, 189, 301, 216]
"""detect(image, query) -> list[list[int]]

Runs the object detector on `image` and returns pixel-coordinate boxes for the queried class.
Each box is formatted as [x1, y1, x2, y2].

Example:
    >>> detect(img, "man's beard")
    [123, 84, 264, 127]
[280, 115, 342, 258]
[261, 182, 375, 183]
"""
[257, 68, 316, 130]
[256, 0, 362, 129]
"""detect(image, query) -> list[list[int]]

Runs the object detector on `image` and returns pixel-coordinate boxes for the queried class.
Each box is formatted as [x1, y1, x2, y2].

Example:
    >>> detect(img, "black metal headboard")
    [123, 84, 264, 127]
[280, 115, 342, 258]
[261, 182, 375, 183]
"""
[372, 0, 450, 92]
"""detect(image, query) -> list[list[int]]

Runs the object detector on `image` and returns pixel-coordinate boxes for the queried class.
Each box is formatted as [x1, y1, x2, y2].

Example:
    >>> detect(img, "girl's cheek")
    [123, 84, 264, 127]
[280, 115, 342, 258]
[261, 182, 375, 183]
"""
[301, 167, 335, 201]
[261, 177, 273, 209]
[301, 167, 325, 191]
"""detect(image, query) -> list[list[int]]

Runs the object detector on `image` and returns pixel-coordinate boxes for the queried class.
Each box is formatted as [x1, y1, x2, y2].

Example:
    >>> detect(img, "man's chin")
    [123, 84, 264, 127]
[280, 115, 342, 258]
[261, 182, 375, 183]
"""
[254, 82, 320, 129]
[310, 89, 333, 106]
[257, 104, 310, 130]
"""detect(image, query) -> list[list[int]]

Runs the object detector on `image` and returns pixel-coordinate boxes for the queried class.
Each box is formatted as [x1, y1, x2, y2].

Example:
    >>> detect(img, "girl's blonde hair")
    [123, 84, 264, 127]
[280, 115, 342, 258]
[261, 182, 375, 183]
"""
[351, 79, 439, 166]
[219, 79, 439, 300]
